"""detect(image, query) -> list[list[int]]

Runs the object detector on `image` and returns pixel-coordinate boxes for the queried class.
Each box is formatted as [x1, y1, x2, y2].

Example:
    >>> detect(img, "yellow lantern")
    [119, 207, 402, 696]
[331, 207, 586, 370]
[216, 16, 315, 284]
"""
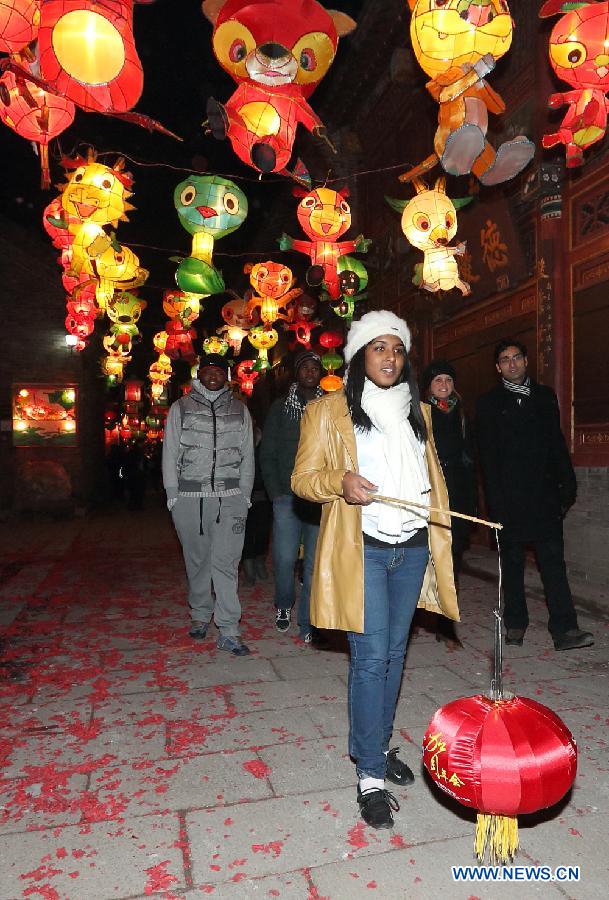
[153, 331, 169, 353]
[95, 240, 148, 310]
[387, 177, 472, 296]
[248, 325, 278, 372]
[406, 0, 534, 185]
[202, 335, 229, 356]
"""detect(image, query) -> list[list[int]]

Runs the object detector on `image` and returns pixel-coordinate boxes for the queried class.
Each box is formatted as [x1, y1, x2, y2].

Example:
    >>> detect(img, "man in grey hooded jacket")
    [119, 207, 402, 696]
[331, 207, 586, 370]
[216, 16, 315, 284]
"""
[162, 354, 254, 655]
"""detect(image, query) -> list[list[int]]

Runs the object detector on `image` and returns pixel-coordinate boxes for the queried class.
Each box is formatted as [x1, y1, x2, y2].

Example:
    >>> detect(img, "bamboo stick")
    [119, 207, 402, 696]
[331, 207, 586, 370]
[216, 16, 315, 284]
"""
[372, 493, 503, 530]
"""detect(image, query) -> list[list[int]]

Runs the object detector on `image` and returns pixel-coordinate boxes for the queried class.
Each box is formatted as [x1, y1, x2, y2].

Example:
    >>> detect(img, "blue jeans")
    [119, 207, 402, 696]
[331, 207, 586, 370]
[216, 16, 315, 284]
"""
[348, 542, 429, 779]
[272, 494, 320, 637]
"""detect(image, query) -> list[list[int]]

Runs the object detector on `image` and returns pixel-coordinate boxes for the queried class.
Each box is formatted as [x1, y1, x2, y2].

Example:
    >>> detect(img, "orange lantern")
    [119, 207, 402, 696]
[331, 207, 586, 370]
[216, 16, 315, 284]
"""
[0, 61, 75, 187]
[38, 1, 143, 114]
[0, 1, 39, 53]
[406, 0, 534, 186]
[245, 261, 302, 325]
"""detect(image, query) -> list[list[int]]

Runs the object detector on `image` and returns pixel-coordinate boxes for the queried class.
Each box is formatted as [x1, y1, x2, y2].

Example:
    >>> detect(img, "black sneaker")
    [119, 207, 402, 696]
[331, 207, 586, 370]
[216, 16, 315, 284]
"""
[357, 786, 399, 829]
[275, 608, 291, 632]
[188, 622, 208, 640]
[553, 629, 594, 651]
[385, 747, 415, 786]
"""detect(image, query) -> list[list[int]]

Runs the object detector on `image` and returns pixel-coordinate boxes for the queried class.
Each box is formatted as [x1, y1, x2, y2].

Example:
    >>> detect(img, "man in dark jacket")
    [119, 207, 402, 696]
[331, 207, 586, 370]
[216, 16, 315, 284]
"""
[260, 350, 322, 641]
[476, 339, 593, 652]
[162, 354, 254, 656]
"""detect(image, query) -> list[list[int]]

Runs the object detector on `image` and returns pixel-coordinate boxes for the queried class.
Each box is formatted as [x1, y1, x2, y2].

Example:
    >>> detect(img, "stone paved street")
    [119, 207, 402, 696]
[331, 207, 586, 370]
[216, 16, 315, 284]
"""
[1, 504, 608, 899]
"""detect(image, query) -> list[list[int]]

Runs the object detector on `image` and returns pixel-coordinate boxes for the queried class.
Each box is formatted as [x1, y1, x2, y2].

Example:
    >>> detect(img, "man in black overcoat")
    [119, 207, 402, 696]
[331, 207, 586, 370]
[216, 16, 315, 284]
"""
[476, 338, 593, 652]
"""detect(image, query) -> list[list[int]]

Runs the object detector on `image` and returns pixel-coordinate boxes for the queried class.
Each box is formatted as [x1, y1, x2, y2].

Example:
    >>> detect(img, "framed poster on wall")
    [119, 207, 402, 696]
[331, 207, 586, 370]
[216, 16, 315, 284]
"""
[12, 385, 77, 447]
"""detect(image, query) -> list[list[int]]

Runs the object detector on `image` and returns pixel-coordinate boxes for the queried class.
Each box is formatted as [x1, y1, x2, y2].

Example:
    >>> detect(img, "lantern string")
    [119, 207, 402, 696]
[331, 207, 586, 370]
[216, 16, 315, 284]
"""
[491, 527, 504, 702]
[55, 141, 421, 186]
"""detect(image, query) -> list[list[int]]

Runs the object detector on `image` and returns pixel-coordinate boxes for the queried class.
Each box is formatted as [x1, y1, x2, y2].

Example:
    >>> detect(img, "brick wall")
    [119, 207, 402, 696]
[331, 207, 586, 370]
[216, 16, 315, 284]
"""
[0, 214, 106, 514]
[564, 468, 609, 605]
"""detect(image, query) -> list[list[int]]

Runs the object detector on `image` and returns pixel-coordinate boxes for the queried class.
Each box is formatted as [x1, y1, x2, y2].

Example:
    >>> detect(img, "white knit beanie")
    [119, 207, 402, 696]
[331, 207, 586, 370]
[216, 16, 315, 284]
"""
[344, 310, 411, 364]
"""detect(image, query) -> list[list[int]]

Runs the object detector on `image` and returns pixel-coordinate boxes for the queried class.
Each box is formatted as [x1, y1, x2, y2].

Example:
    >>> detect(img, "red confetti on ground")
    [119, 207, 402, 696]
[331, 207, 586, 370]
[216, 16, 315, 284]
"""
[568, 827, 583, 837]
[66, 718, 103, 743]
[143, 860, 179, 895]
[346, 821, 369, 849]
[242, 759, 271, 779]
[252, 840, 284, 858]
[20, 864, 63, 882]
[390, 834, 408, 849]
[367, 881, 377, 888]
[23, 887, 61, 900]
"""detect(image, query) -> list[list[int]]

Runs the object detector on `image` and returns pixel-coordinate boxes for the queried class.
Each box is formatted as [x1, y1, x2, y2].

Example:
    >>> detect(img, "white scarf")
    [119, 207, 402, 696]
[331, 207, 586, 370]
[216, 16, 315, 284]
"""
[360, 379, 431, 537]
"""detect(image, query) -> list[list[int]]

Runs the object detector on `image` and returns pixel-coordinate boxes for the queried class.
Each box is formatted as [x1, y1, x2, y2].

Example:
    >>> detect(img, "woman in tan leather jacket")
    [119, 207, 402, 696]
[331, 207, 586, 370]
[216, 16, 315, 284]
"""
[292, 311, 458, 830]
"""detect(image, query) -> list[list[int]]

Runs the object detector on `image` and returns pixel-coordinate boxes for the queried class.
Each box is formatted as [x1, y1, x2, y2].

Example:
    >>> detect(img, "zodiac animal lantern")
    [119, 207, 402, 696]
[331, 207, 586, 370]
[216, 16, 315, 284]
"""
[173, 174, 248, 296]
[245, 261, 302, 324]
[540, 0, 609, 167]
[387, 177, 472, 296]
[202, 0, 356, 179]
[407, 0, 534, 185]
[279, 186, 370, 300]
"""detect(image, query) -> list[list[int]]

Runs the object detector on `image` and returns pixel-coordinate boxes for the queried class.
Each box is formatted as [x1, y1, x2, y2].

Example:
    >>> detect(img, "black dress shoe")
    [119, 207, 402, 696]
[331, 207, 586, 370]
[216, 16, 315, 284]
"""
[357, 786, 399, 829]
[505, 628, 526, 646]
[553, 629, 594, 651]
[385, 747, 415, 786]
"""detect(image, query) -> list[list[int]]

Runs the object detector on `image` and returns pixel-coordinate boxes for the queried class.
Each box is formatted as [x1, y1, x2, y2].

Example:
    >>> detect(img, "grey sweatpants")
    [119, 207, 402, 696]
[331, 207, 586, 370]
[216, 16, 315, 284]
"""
[171, 494, 248, 636]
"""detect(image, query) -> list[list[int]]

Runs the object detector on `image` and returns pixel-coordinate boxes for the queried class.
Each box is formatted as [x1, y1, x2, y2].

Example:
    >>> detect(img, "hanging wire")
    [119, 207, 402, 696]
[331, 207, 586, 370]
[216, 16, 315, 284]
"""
[491, 527, 504, 701]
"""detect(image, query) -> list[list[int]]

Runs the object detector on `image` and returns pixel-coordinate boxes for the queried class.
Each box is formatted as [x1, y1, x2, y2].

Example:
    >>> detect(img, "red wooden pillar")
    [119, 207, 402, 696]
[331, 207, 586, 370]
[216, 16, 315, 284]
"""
[536, 23, 572, 441]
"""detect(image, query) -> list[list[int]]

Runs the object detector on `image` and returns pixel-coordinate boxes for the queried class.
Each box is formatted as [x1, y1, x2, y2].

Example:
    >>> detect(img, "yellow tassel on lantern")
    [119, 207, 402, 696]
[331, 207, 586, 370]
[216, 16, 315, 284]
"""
[475, 813, 519, 864]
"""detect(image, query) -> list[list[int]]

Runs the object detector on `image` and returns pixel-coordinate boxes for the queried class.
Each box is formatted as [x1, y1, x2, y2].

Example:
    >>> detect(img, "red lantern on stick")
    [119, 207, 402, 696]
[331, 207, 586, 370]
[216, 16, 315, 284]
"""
[423, 694, 577, 863]
[38, 0, 143, 113]
[0, 1, 39, 53]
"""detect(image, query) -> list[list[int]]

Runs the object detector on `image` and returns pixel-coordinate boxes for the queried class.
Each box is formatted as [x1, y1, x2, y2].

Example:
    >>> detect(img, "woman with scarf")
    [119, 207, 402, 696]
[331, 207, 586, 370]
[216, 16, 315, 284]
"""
[291, 311, 458, 830]
[422, 360, 478, 647]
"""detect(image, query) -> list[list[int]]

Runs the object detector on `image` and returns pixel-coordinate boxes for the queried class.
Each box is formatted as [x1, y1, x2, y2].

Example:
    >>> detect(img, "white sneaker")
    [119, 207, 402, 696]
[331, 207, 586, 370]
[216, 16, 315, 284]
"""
[275, 608, 291, 632]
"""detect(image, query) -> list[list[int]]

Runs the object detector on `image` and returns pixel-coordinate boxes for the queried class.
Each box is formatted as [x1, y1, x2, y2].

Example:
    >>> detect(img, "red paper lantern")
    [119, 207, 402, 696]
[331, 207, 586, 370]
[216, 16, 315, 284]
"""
[0, 1, 39, 53]
[318, 329, 342, 349]
[124, 379, 142, 402]
[423, 694, 577, 862]
[38, 0, 143, 113]
[0, 63, 75, 187]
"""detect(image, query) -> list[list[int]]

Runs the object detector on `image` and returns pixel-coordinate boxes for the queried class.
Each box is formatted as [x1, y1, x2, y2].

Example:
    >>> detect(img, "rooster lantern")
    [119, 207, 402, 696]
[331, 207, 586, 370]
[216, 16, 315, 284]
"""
[406, 0, 534, 185]
[540, 0, 609, 167]
[387, 177, 472, 296]
[202, 0, 356, 180]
